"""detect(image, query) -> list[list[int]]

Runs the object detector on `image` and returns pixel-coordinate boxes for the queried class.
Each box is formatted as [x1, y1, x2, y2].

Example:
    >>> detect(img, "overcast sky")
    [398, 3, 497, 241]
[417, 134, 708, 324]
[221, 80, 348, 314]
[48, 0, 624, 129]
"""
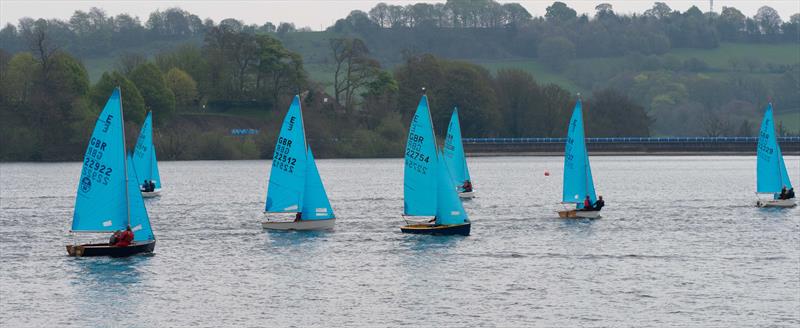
[2, 1, 798, 30]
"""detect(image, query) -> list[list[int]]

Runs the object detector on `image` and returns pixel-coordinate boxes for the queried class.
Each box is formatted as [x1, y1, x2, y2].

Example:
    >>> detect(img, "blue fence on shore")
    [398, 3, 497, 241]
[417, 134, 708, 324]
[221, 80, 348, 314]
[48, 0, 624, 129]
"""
[463, 137, 800, 144]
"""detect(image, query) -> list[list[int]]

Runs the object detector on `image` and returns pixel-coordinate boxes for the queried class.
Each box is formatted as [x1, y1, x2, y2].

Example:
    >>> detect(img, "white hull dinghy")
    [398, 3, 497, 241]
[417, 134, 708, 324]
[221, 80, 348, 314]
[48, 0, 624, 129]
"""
[756, 198, 796, 208]
[141, 189, 161, 198]
[262, 96, 337, 232]
[262, 218, 335, 231]
[444, 108, 475, 200]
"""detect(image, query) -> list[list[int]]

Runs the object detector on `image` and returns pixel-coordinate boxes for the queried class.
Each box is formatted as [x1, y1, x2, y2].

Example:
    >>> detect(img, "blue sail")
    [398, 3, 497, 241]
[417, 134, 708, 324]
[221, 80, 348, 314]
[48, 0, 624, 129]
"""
[132, 111, 161, 189]
[435, 155, 469, 225]
[265, 96, 308, 213]
[757, 103, 793, 195]
[404, 95, 438, 216]
[127, 155, 155, 241]
[72, 88, 129, 232]
[300, 147, 335, 220]
[444, 108, 471, 190]
[562, 100, 596, 208]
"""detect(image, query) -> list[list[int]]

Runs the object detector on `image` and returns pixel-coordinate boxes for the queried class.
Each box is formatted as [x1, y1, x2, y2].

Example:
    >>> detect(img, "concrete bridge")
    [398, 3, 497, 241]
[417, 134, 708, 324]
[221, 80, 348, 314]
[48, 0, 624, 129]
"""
[463, 137, 800, 156]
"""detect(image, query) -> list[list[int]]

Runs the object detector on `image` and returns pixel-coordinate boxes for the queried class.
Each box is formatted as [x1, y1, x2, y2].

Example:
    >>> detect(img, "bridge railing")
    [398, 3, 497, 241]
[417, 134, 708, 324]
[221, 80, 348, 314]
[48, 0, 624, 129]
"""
[462, 137, 800, 144]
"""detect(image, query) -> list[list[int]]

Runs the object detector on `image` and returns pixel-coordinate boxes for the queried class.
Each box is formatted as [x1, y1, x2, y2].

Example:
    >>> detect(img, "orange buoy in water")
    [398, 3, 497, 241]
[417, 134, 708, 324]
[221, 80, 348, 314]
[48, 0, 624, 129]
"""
[544, 170, 550, 176]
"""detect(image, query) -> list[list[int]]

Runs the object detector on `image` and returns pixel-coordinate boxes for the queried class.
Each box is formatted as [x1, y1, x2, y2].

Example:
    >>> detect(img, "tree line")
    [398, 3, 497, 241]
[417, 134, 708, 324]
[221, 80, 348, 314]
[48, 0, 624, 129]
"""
[0, 18, 648, 161]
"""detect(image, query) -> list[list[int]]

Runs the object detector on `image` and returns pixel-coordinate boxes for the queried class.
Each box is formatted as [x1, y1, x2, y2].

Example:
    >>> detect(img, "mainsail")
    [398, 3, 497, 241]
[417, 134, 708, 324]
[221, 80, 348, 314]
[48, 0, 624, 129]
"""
[444, 108, 471, 190]
[132, 111, 161, 189]
[562, 100, 596, 208]
[265, 96, 308, 213]
[403, 95, 438, 216]
[756, 103, 793, 195]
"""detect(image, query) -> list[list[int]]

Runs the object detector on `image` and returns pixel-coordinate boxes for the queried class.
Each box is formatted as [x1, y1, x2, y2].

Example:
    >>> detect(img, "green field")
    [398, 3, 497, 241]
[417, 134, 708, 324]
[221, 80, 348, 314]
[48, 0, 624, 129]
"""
[670, 42, 800, 69]
[775, 110, 800, 134]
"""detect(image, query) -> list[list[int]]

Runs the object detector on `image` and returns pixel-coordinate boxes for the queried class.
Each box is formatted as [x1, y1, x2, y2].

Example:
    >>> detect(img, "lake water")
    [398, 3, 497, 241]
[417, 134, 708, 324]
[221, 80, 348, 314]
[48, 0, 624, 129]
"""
[1, 156, 799, 327]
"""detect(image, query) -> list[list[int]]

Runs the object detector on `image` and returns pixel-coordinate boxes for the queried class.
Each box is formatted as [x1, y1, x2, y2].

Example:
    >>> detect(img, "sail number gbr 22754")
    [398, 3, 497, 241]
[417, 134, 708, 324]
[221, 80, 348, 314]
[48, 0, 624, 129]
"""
[405, 133, 430, 175]
[273, 136, 297, 173]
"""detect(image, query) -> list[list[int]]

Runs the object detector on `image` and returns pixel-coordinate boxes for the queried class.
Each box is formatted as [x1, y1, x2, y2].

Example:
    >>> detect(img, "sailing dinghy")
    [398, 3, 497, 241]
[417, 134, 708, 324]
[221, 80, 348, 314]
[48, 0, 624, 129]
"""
[262, 96, 336, 230]
[401, 95, 471, 236]
[444, 108, 474, 198]
[558, 99, 602, 219]
[756, 103, 796, 208]
[132, 111, 162, 197]
[67, 88, 156, 257]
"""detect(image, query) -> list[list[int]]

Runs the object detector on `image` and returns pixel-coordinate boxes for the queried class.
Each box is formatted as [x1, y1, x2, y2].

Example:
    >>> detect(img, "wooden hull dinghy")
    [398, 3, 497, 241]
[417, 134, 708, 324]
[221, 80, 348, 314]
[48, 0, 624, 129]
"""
[67, 240, 156, 257]
[68, 88, 158, 258]
[400, 223, 471, 236]
[558, 210, 601, 219]
[458, 191, 475, 199]
[401, 95, 472, 236]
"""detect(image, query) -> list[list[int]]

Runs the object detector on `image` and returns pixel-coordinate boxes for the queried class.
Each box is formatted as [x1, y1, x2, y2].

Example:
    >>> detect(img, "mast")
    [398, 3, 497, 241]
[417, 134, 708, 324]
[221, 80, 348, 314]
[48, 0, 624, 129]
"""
[119, 87, 131, 227]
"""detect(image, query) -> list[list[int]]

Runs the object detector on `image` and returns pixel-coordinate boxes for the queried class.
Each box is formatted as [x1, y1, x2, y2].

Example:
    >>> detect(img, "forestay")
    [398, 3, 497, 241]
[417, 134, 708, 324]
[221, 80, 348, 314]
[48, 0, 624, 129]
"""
[404, 95, 438, 216]
[72, 88, 129, 232]
[562, 100, 597, 208]
[444, 107, 471, 189]
[301, 148, 335, 220]
[266, 96, 308, 213]
[132, 111, 161, 189]
[756, 103, 793, 195]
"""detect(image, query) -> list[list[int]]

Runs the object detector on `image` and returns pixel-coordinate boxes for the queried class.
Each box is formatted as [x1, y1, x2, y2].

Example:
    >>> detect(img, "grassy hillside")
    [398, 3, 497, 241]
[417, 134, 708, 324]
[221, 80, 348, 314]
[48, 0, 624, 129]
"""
[670, 42, 800, 69]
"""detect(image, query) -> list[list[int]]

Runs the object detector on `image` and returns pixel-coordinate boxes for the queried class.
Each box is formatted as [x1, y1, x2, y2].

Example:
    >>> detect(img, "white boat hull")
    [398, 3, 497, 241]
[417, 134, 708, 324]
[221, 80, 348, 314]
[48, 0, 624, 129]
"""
[558, 210, 601, 219]
[757, 198, 796, 208]
[458, 191, 475, 199]
[141, 189, 161, 198]
[262, 218, 335, 231]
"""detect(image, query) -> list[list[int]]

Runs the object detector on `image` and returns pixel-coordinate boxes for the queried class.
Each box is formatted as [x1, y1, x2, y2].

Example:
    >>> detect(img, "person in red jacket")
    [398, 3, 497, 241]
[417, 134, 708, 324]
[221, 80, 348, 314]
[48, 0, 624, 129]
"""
[115, 226, 134, 247]
[581, 195, 594, 211]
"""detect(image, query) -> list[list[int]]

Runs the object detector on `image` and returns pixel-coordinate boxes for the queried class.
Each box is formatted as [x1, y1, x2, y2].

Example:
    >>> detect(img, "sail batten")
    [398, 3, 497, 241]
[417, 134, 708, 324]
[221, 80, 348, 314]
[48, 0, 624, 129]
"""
[756, 103, 793, 195]
[562, 100, 596, 208]
[444, 108, 471, 190]
[403, 96, 438, 216]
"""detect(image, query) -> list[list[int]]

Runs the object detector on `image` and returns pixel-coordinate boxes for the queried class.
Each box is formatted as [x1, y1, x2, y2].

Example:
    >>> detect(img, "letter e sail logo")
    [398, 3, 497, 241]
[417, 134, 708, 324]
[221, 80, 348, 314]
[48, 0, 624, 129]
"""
[80, 176, 92, 193]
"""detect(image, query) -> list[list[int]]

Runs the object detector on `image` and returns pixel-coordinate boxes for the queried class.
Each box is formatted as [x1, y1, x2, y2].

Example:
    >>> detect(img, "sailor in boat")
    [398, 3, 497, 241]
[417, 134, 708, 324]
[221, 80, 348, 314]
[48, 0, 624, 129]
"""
[580, 195, 594, 211]
[294, 212, 302, 222]
[112, 226, 134, 247]
[593, 196, 605, 211]
[779, 187, 795, 200]
[109, 230, 122, 245]
[141, 180, 154, 192]
[461, 180, 473, 193]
